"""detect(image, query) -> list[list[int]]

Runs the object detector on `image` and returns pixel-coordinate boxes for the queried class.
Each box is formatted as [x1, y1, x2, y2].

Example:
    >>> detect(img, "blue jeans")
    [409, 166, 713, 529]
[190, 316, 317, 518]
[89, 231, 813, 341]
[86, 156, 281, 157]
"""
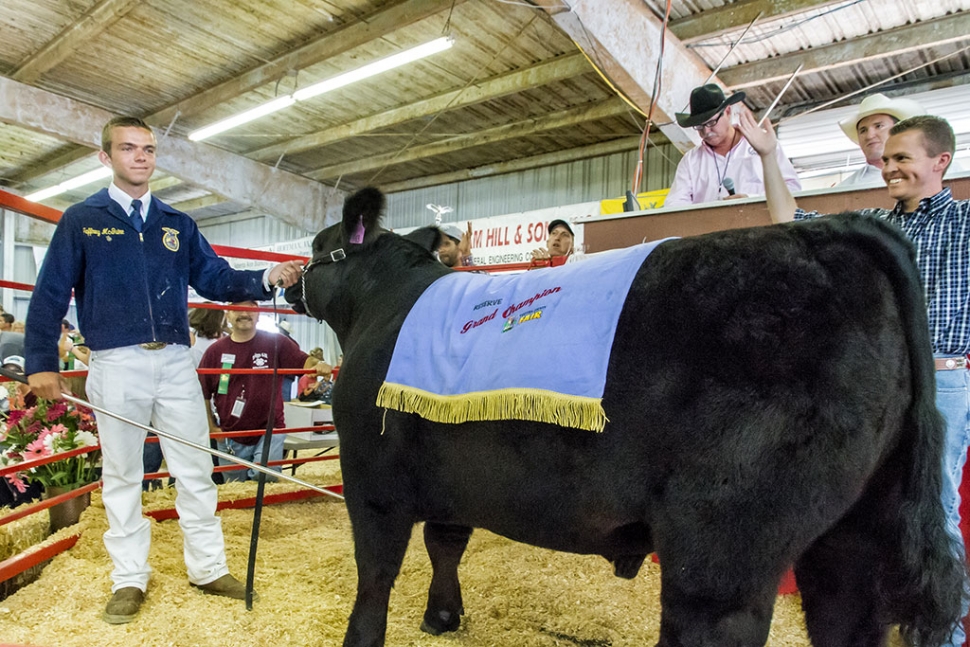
[936, 364, 970, 647]
[216, 434, 285, 482]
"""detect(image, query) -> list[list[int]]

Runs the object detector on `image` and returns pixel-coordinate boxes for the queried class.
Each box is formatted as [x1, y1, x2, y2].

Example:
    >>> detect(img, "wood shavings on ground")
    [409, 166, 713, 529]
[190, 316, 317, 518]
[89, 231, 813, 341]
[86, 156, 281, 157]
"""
[0, 451, 908, 646]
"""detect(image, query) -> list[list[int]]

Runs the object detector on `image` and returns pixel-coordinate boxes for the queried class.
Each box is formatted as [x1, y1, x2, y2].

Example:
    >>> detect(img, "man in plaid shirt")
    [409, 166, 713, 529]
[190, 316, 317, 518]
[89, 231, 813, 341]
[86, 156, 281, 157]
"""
[741, 108, 969, 645]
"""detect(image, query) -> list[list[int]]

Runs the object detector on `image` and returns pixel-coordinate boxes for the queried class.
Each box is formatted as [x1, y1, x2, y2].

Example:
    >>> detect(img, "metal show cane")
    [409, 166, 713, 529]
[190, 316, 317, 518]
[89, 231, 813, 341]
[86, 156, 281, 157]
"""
[0, 366, 343, 500]
[247, 285, 286, 610]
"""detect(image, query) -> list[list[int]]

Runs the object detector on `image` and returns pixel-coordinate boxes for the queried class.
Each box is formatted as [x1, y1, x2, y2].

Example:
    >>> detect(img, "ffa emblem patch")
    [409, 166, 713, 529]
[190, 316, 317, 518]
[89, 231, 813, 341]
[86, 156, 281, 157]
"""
[162, 227, 180, 252]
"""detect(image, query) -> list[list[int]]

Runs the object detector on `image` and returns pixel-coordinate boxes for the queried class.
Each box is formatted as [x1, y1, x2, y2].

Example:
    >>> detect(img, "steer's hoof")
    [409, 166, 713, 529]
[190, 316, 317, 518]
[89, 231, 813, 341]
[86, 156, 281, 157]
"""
[420, 609, 461, 635]
[613, 554, 647, 579]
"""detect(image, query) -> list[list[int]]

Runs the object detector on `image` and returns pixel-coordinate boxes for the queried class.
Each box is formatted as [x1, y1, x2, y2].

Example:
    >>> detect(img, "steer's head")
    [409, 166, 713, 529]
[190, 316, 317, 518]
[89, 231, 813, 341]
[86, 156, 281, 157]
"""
[285, 187, 442, 329]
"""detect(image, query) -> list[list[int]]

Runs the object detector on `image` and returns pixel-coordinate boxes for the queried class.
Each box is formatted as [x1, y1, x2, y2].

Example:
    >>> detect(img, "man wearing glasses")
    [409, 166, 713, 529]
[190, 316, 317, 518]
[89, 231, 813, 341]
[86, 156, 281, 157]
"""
[665, 84, 801, 207]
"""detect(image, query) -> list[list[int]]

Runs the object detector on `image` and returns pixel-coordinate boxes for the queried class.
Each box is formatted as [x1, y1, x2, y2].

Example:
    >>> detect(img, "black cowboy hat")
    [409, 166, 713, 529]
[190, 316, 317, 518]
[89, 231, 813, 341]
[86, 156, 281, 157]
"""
[675, 84, 746, 128]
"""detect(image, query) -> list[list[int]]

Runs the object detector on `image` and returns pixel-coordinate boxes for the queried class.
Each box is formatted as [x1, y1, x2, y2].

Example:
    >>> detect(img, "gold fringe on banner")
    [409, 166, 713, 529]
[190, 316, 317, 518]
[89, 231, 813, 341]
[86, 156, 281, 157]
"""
[376, 382, 608, 432]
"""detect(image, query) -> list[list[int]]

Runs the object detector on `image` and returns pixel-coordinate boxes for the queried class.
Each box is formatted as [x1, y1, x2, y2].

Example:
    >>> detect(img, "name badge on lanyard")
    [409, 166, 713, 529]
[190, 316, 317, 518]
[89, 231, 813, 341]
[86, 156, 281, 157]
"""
[230, 391, 246, 419]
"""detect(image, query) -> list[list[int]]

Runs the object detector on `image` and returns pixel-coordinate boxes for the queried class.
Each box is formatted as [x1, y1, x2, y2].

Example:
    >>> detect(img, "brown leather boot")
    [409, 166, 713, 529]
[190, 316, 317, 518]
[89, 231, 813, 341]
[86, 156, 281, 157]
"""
[103, 587, 145, 624]
[191, 573, 256, 600]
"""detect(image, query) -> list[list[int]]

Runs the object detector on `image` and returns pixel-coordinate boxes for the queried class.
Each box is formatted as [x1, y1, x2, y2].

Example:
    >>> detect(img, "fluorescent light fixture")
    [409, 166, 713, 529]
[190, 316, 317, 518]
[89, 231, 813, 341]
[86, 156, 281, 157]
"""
[30, 37, 456, 197]
[189, 36, 453, 142]
[189, 95, 296, 142]
[293, 36, 454, 101]
[24, 164, 113, 202]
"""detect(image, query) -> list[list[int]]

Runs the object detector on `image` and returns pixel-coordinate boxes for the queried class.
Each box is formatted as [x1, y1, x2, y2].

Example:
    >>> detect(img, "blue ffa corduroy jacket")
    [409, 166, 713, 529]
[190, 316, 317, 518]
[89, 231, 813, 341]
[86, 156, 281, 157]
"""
[24, 188, 271, 375]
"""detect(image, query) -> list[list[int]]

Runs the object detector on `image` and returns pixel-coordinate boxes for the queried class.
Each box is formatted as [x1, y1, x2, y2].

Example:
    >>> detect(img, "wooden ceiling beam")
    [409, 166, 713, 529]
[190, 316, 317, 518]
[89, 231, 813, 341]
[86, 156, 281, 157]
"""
[250, 53, 590, 161]
[669, 0, 843, 44]
[531, 0, 708, 153]
[0, 77, 338, 232]
[306, 97, 632, 180]
[1, 146, 95, 186]
[148, 176, 182, 192]
[170, 193, 228, 213]
[380, 135, 649, 193]
[149, 0, 465, 127]
[720, 12, 970, 88]
[11, 0, 140, 84]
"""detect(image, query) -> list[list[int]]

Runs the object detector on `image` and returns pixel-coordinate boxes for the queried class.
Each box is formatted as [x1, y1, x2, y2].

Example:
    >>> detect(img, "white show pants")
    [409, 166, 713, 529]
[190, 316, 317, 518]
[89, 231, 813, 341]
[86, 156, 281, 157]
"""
[87, 344, 229, 592]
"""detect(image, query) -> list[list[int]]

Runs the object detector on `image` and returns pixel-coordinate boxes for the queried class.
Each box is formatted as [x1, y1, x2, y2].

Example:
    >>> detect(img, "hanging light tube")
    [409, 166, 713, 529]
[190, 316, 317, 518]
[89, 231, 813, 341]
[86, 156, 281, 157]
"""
[188, 96, 297, 142]
[190, 36, 454, 142]
[24, 165, 113, 202]
[27, 37, 457, 200]
[293, 36, 453, 101]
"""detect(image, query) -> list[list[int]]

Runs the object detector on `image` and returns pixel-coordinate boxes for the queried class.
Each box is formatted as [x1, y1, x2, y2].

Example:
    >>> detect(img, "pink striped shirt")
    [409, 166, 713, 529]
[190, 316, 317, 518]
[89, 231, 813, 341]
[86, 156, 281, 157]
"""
[665, 137, 801, 207]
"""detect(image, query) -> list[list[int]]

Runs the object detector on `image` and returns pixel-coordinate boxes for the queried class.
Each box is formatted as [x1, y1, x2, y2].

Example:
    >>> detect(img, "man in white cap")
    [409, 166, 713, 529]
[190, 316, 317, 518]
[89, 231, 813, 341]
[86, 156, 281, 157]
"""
[0, 355, 34, 412]
[838, 93, 925, 187]
[531, 219, 576, 267]
[666, 84, 801, 206]
[437, 223, 473, 268]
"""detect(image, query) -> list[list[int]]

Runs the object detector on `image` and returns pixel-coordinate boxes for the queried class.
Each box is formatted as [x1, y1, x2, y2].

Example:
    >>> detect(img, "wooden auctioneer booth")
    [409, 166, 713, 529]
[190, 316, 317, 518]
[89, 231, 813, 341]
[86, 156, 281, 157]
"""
[580, 174, 970, 252]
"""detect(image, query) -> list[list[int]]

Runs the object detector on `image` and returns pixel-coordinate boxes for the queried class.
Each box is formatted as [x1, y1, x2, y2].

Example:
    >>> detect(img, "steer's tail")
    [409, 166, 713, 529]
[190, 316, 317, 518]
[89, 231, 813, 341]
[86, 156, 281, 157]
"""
[829, 214, 967, 645]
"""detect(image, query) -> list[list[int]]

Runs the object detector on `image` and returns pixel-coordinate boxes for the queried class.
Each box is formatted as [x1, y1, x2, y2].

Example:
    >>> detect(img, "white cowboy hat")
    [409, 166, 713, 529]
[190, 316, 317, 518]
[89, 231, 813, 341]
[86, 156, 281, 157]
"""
[838, 93, 925, 144]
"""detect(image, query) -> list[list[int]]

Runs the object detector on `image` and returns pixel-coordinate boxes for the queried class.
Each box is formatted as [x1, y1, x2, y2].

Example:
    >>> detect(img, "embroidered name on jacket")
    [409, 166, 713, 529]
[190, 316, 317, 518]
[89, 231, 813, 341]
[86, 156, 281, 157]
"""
[83, 227, 126, 237]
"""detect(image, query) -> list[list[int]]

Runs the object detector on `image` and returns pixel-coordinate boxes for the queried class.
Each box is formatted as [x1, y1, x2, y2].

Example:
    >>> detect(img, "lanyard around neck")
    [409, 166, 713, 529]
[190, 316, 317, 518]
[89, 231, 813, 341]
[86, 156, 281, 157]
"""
[712, 131, 740, 191]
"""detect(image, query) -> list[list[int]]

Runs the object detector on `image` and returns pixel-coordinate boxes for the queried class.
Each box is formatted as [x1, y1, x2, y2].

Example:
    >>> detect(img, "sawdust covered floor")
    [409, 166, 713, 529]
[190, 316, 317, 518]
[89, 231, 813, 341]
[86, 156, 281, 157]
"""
[0, 455, 896, 647]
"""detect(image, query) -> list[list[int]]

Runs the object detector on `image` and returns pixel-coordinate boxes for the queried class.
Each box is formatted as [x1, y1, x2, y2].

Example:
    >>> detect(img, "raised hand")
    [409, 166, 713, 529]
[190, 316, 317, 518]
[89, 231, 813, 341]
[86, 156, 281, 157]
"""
[736, 105, 778, 158]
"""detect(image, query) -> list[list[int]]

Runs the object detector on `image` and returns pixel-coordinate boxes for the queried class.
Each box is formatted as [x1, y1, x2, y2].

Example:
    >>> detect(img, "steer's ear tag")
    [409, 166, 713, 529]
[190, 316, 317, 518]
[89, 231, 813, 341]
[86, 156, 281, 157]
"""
[350, 215, 365, 244]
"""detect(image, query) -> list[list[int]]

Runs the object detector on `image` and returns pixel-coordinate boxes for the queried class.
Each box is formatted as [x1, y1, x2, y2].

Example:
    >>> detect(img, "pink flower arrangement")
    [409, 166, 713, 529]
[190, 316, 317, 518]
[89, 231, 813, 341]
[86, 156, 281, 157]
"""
[0, 399, 100, 492]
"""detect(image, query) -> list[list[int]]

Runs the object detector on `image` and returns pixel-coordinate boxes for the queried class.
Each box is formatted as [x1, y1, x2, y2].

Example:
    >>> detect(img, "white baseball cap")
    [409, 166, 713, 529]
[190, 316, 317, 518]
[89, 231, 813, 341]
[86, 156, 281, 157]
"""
[439, 224, 463, 243]
[3, 355, 25, 370]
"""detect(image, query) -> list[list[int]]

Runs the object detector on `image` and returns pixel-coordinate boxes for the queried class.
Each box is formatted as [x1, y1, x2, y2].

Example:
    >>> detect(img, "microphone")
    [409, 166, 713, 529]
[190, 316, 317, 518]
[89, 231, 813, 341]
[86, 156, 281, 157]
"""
[723, 177, 736, 196]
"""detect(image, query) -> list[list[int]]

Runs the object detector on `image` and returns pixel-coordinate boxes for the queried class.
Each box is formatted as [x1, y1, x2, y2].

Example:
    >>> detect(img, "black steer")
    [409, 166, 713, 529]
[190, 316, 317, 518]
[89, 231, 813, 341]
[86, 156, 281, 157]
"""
[286, 187, 966, 647]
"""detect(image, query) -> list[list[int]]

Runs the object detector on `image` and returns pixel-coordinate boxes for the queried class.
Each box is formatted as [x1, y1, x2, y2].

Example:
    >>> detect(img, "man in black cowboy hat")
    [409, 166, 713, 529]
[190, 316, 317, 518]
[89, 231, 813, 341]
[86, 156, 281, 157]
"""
[665, 84, 801, 207]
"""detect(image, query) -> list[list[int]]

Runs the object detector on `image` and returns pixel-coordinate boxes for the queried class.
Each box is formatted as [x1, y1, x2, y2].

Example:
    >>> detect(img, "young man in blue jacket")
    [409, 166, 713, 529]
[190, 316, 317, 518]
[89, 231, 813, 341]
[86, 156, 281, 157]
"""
[24, 116, 305, 624]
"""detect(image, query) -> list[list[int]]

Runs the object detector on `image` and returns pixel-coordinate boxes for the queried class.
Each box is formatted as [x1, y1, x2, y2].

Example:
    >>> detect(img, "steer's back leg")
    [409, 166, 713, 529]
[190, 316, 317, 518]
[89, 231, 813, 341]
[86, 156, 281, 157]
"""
[421, 522, 473, 635]
[651, 498, 789, 647]
[794, 522, 890, 647]
[343, 510, 413, 647]
[794, 469, 912, 647]
[656, 564, 778, 647]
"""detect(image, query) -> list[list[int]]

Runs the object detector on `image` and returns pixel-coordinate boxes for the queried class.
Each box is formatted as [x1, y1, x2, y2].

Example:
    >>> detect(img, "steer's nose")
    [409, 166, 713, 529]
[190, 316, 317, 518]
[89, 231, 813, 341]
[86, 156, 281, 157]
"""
[283, 282, 304, 311]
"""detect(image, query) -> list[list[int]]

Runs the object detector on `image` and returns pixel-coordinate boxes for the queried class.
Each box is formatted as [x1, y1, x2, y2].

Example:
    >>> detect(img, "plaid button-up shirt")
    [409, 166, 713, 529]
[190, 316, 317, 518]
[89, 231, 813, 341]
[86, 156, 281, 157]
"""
[796, 187, 970, 355]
